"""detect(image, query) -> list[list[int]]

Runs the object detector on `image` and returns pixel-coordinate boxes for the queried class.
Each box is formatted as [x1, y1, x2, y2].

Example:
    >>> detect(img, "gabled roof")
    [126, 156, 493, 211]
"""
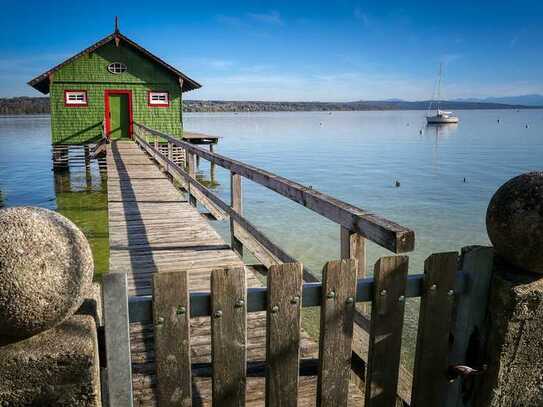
[28, 31, 201, 95]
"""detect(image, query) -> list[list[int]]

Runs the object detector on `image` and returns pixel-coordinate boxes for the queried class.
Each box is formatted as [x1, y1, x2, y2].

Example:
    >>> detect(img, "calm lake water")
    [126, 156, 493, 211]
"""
[1, 110, 542, 362]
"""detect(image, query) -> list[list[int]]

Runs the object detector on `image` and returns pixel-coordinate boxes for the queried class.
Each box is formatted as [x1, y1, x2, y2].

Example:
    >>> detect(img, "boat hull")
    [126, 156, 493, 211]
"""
[426, 116, 459, 124]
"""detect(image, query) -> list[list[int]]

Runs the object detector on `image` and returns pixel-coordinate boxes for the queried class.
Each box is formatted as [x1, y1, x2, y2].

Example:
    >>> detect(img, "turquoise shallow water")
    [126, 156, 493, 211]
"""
[1, 109, 543, 361]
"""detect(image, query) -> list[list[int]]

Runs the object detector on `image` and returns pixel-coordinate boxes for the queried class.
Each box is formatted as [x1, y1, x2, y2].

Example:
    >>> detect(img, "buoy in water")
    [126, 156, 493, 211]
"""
[526, 124, 529, 128]
[419, 129, 423, 135]
[395, 180, 401, 188]
[463, 177, 467, 183]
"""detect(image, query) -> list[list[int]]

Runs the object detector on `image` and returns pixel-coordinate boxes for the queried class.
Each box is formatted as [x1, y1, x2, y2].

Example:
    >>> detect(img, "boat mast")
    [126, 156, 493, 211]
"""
[436, 63, 442, 113]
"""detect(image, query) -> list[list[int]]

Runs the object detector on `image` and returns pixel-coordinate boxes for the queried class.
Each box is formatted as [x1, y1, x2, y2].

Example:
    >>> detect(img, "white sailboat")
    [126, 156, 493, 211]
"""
[426, 63, 459, 124]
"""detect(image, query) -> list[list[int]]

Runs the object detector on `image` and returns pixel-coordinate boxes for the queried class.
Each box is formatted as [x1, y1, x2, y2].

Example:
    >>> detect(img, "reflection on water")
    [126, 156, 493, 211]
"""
[54, 166, 109, 278]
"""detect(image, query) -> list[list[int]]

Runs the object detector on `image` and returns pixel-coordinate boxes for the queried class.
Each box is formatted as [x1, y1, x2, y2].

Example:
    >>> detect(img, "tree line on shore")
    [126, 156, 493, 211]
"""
[0, 96, 533, 115]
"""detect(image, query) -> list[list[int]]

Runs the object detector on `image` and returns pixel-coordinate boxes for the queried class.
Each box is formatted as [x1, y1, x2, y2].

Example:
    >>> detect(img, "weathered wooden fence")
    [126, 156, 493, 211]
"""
[104, 247, 493, 406]
[102, 124, 494, 406]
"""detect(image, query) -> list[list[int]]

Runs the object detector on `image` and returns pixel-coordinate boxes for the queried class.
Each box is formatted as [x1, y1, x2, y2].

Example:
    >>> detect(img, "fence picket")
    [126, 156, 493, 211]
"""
[265, 262, 303, 407]
[103, 272, 134, 407]
[317, 259, 358, 407]
[211, 266, 247, 407]
[152, 271, 192, 407]
[365, 256, 409, 407]
[410, 252, 458, 407]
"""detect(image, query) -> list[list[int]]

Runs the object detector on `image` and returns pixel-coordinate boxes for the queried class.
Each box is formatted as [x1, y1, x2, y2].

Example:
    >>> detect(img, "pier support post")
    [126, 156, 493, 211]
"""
[52, 145, 69, 171]
[210, 144, 216, 183]
[230, 172, 243, 257]
[84, 145, 91, 168]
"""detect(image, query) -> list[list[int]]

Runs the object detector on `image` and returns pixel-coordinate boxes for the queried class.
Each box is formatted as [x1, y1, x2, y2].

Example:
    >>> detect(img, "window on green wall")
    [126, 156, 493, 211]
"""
[148, 91, 169, 107]
[64, 90, 88, 107]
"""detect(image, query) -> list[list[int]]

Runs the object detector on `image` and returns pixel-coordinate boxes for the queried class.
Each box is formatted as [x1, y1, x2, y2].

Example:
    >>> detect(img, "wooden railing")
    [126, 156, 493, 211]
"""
[133, 122, 414, 251]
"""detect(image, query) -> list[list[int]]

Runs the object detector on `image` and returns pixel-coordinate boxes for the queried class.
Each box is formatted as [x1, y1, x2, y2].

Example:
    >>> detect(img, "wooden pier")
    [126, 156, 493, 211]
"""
[101, 125, 493, 407]
[106, 140, 364, 405]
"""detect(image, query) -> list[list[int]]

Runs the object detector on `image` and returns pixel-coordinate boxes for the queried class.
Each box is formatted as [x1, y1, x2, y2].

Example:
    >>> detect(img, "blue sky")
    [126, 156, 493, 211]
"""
[1, 0, 542, 101]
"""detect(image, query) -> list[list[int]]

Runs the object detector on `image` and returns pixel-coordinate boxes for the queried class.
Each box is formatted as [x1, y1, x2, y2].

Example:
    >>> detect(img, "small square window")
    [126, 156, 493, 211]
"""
[64, 90, 88, 106]
[148, 91, 169, 107]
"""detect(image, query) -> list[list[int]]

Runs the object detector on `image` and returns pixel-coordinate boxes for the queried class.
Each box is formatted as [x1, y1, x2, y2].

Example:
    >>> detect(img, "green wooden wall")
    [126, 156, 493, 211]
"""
[50, 41, 183, 144]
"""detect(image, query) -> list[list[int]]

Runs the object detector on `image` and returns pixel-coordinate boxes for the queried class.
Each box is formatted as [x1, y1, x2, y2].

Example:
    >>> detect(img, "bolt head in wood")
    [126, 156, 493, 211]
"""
[345, 297, 354, 304]
[271, 305, 279, 313]
[214, 310, 223, 318]
[448, 289, 455, 296]
[176, 306, 186, 315]
[235, 299, 245, 308]
[398, 295, 405, 302]
[327, 291, 336, 299]
[156, 316, 164, 325]
[380, 289, 387, 296]
[429, 284, 437, 291]
[290, 296, 300, 304]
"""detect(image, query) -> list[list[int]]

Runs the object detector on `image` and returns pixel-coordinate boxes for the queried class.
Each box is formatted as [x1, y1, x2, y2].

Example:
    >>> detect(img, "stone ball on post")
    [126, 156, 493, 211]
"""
[486, 172, 543, 274]
[0, 207, 93, 341]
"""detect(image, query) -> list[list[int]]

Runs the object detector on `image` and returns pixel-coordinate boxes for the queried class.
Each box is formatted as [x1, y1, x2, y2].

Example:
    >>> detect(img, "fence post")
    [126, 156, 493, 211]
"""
[266, 262, 303, 407]
[102, 272, 133, 407]
[411, 252, 458, 407]
[152, 271, 192, 407]
[211, 266, 247, 407]
[230, 172, 243, 256]
[445, 246, 493, 407]
[187, 151, 197, 207]
[365, 256, 408, 407]
[317, 259, 358, 407]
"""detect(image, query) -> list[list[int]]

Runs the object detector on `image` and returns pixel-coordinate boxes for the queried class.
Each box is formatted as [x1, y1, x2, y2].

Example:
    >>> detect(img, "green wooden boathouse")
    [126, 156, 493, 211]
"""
[28, 21, 201, 168]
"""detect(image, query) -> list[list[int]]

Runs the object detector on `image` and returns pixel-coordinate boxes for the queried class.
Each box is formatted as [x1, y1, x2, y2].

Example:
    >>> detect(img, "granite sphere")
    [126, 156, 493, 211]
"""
[486, 172, 543, 274]
[0, 207, 93, 340]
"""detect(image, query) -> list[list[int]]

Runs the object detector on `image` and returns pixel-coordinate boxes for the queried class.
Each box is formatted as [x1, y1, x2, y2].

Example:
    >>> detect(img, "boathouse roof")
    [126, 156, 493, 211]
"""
[28, 30, 201, 95]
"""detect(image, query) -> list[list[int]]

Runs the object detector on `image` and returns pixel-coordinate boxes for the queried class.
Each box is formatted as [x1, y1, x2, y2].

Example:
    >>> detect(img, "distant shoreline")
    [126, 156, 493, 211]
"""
[0, 96, 539, 115]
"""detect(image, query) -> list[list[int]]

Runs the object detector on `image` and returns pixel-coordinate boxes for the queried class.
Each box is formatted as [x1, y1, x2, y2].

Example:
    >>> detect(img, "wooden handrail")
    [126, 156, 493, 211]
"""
[133, 129, 318, 282]
[134, 122, 415, 253]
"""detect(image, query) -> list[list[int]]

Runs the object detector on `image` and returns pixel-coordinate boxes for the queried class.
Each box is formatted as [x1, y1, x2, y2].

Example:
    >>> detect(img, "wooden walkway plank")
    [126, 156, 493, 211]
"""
[317, 259, 358, 407]
[265, 263, 303, 407]
[153, 271, 192, 407]
[411, 252, 458, 407]
[365, 256, 409, 407]
[211, 266, 247, 407]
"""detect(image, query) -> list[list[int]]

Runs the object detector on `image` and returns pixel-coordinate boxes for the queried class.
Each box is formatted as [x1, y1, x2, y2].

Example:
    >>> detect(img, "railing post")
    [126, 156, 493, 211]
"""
[167, 141, 173, 174]
[340, 226, 367, 312]
[230, 172, 243, 256]
[154, 134, 159, 151]
[187, 151, 197, 207]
